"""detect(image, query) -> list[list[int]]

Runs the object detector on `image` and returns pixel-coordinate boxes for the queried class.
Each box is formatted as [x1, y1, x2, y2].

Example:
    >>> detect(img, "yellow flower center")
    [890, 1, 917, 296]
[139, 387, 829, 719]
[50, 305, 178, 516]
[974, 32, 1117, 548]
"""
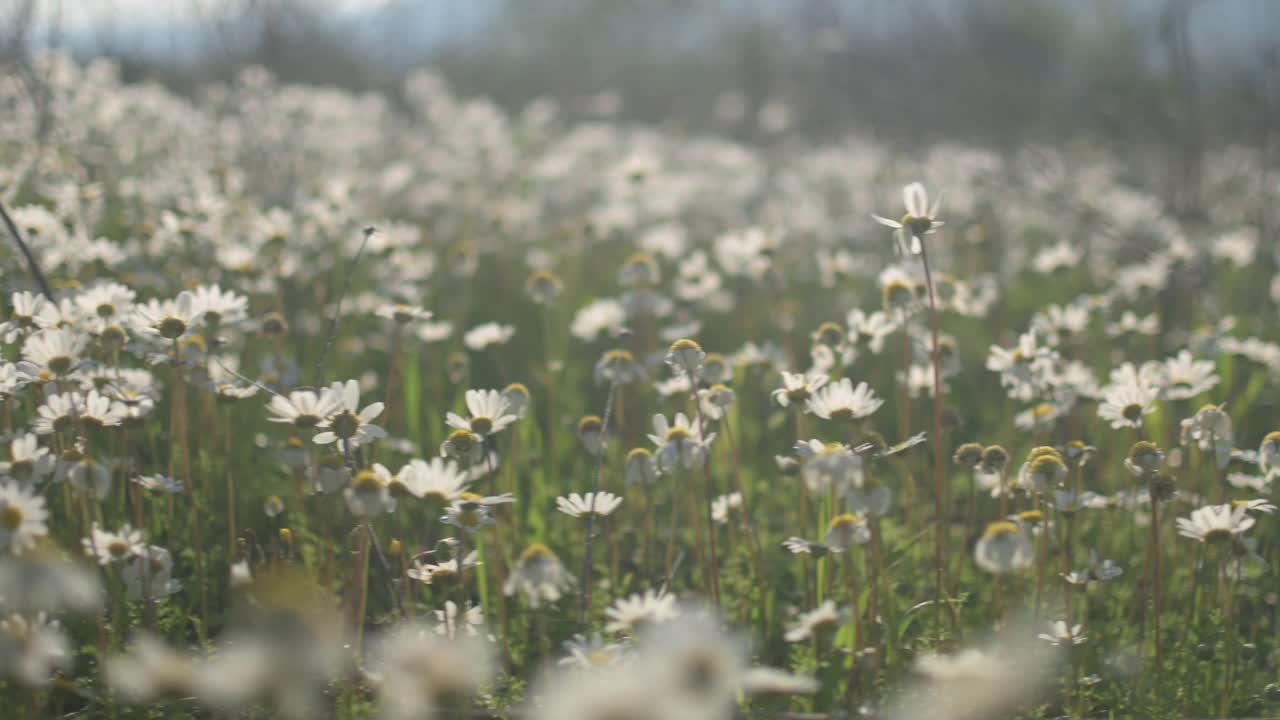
[158, 316, 187, 340]
[0, 504, 23, 530]
[983, 520, 1020, 538]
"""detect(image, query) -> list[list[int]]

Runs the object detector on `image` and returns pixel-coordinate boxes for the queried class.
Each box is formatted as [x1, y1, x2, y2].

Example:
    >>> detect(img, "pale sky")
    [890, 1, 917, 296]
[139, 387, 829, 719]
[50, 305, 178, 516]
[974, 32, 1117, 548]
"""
[27, 0, 393, 35]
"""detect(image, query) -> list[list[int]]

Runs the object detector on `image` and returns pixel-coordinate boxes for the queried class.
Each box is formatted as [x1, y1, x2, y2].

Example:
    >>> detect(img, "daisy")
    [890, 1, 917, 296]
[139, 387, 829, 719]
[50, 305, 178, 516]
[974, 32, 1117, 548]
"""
[624, 448, 658, 487]
[0, 612, 71, 687]
[782, 537, 828, 556]
[1061, 550, 1122, 585]
[570, 298, 627, 341]
[530, 659, 694, 720]
[665, 337, 705, 380]
[986, 331, 1056, 401]
[1260, 431, 1280, 481]
[556, 492, 623, 518]
[1231, 498, 1276, 515]
[593, 349, 646, 386]
[785, 600, 846, 643]
[604, 589, 679, 633]
[619, 252, 661, 287]
[105, 633, 195, 701]
[0, 434, 54, 483]
[1123, 440, 1165, 478]
[697, 384, 736, 421]
[374, 302, 433, 325]
[525, 270, 563, 305]
[79, 389, 125, 429]
[648, 412, 715, 472]
[415, 319, 453, 343]
[847, 308, 897, 354]
[1097, 381, 1159, 429]
[313, 380, 386, 447]
[823, 513, 869, 552]
[82, 523, 145, 565]
[439, 428, 484, 463]
[462, 322, 514, 351]
[806, 378, 883, 421]
[1018, 446, 1067, 494]
[21, 327, 87, 377]
[871, 181, 944, 255]
[75, 282, 136, 324]
[504, 543, 574, 608]
[133, 291, 199, 341]
[711, 492, 742, 524]
[120, 546, 181, 602]
[0, 481, 49, 554]
[406, 551, 481, 586]
[557, 633, 629, 669]
[2, 291, 50, 342]
[395, 458, 469, 502]
[343, 466, 397, 517]
[1180, 404, 1233, 469]
[132, 474, 184, 494]
[191, 285, 248, 328]
[369, 623, 491, 720]
[1038, 621, 1087, 646]
[440, 498, 496, 535]
[446, 389, 517, 437]
[1162, 350, 1219, 400]
[575, 416, 606, 455]
[433, 601, 484, 638]
[794, 440, 863, 492]
[502, 383, 531, 418]
[974, 521, 1032, 574]
[266, 389, 341, 430]
[1176, 504, 1255, 543]
[845, 484, 893, 517]
[771, 371, 827, 409]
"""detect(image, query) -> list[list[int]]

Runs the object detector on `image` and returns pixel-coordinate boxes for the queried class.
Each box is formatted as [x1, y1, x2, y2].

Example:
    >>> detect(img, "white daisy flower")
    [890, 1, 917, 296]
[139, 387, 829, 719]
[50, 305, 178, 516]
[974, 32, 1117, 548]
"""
[823, 513, 869, 552]
[0, 481, 49, 555]
[1038, 620, 1087, 646]
[446, 389, 517, 437]
[711, 492, 742, 524]
[1176, 503, 1254, 543]
[21, 327, 87, 377]
[771, 371, 828, 409]
[1260, 431, 1280, 481]
[313, 379, 386, 447]
[463, 322, 514, 351]
[0, 434, 54, 483]
[604, 589, 679, 633]
[557, 633, 629, 669]
[795, 439, 863, 492]
[974, 521, 1032, 574]
[1162, 350, 1219, 400]
[805, 378, 883, 421]
[504, 543, 574, 608]
[785, 600, 845, 643]
[82, 523, 145, 565]
[871, 181, 945, 255]
[132, 291, 199, 340]
[343, 466, 397, 517]
[266, 388, 341, 430]
[433, 601, 484, 638]
[395, 457, 470, 502]
[1096, 381, 1159, 429]
[648, 412, 715, 472]
[555, 492, 623, 518]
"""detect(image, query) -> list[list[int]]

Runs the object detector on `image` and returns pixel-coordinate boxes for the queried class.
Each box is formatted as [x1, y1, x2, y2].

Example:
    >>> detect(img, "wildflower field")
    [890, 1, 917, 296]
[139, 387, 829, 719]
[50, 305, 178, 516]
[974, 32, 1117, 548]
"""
[2, 54, 1280, 720]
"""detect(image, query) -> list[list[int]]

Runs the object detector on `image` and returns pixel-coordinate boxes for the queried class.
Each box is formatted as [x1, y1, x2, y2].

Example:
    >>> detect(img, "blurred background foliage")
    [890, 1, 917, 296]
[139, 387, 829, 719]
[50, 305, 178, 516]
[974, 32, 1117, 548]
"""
[2, 0, 1278, 213]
